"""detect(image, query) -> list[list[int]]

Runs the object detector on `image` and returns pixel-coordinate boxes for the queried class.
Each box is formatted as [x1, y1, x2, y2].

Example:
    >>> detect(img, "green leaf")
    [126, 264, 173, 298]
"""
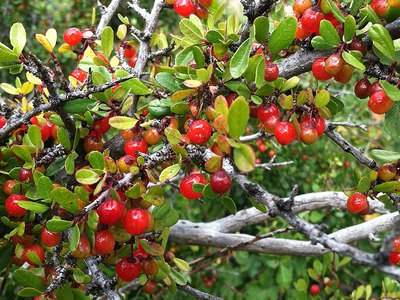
[57, 127, 71, 151]
[281, 77, 300, 92]
[18, 201, 49, 213]
[155, 72, 182, 92]
[159, 164, 180, 183]
[101, 26, 114, 59]
[46, 217, 72, 232]
[268, 17, 297, 53]
[175, 47, 194, 66]
[380, 80, 400, 101]
[315, 90, 330, 108]
[234, 144, 256, 173]
[357, 176, 370, 193]
[254, 16, 269, 44]
[311, 36, 335, 50]
[221, 196, 237, 214]
[369, 24, 395, 61]
[13, 269, 46, 291]
[0, 42, 19, 62]
[116, 70, 150, 95]
[179, 18, 204, 44]
[371, 149, 400, 163]
[46, 157, 67, 176]
[344, 15, 356, 43]
[28, 125, 43, 149]
[255, 58, 265, 88]
[143, 186, 164, 206]
[326, 0, 345, 22]
[75, 169, 100, 185]
[11, 145, 32, 163]
[173, 258, 190, 272]
[0, 83, 19, 95]
[384, 102, 400, 137]
[170, 269, 187, 285]
[51, 188, 78, 213]
[319, 20, 341, 46]
[342, 51, 365, 71]
[65, 152, 78, 175]
[10, 22, 26, 54]
[164, 128, 182, 145]
[230, 38, 252, 78]
[88, 151, 105, 170]
[149, 99, 173, 117]
[18, 288, 42, 297]
[374, 181, 400, 193]
[206, 30, 224, 43]
[61, 99, 97, 113]
[228, 96, 249, 138]
[140, 240, 164, 256]
[109, 116, 137, 130]
[70, 224, 80, 252]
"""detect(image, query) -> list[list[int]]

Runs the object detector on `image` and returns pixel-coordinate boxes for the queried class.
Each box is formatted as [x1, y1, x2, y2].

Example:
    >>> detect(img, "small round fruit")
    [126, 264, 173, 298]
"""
[324, 54, 344, 75]
[5, 194, 28, 217]
[123, 208, 149, 236]
[180, 173, 207, 199]
[309, 284, 320, 295]
[93, 116, 111, 135]
[346, 192, 368, 214]
[274, 122, 297, 146]
[194, 4, 208, 19]
[83, 135, 104, 153]
[389, 251, 400, 265]
[257, 104, 280, 123]
[128, 55, 138, 68]
[117, 155, 137, 173]
[41, 227, 62, 247]
[22, 244, 45, 266]
[71, 69, 87, 83]
[143, 128, 161, 145]
[97, 199, 125, 225]
[142, 258, 159, 275]
[143, 279, 157, 294]
[312, 57, 333, 81]
[124, 138, 148, 157]
[263, 115, 281, 133]
[302, 116, 326, 136]
[63, 27, 83, 46]
[210, 170, 231, 194]
[355, 78, 371, 99]
[133, 243, 149, 260]
[19, 168, 33, 183]
[199, 0, 212, 7]
[296, 21, 312, 40]
[368, 81, 383, 95]
[187, 120, 212, 144]
[116, 257, 142, 282]
[174, 0, 195, 17]
[0, 116, 6, 129]
[300, 127, 318, 144]
[71, 235, 91, 259]
[3, 180, 19, 195]
[370, 0, 389, 17]
[350, 39, 367, 54]
[94, 230, 115, 255]
[368, 91, 394, 114]
[264, 62, 279, 82]
[378, 163, 397, 181]
[293, 0, 312, 14]
[333, 64, 353, 83]
[301, 8, 324, 33]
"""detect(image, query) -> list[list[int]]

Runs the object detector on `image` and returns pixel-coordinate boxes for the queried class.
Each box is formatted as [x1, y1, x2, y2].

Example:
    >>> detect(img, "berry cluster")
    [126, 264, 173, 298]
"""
[355, 78, 394, 114]
[172, 0, 212, 19]
[312, 54, 354, 84]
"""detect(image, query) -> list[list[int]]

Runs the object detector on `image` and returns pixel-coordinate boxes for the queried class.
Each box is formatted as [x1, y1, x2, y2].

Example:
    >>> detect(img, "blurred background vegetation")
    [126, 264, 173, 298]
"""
[1, 0, 400, 299]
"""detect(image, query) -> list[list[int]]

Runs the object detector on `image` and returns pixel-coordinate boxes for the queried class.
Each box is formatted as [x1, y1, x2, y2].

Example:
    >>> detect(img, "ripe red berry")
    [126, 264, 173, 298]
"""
[199, 0, 213, 7]
[346, 192, 368, 214]
[143, 279, 157, 294]
[128, 55, 138, 68]
[63, 27, 83, 46]
[188, 120, 212, 144]
[350, 39, 367, 55]
[22, 244, 45, 266]
[71, 236, 91, 259]
[312, 57, 333, 81]
[210, 170, 231, 194]
[368, 81, 383, 95]
[116, 257, 142, 282]
[118, 43, 136, 58]
[370, 0, 389, 17]
[97, 199, 125, 225]
[5, 194, 28, 217]
[0, 116, 6, 129]
[19, 168, 33, 183]
[3, 180, 19, 195]
[300, 126, 318, 144]
[309, 284, 320, 295]
[263, 115, 281, 133]
[296, 21, 312, 40]
[293, 0, 312, 14]
[302, 116, 326, 136]
[257, 103, 280, 123]
[41, 227, 61, 247]
[389, 251, 400, 265]
[324, 54, 344, 75]
[93, 116, 111, 135]
[355, 78, 371, 99]
[180, 173, 207, 199]
[333, 64, 353, 83]
[264, 62, 279, 82]
[40, 124, 51, 142]
[368, 90, 394, 114]
[71, 69, 87, 83]
[133, 243, 149, 260]
[174, 0, 195, 17]
[123, 208, 149, 236]
[194, 4, 208, 19]
[94, 230, 115, 255]
[301, 8, 324, 33]
[143, 128, 161, 145]
[124, 138, 148, 157]
[274, 122, 297, 146]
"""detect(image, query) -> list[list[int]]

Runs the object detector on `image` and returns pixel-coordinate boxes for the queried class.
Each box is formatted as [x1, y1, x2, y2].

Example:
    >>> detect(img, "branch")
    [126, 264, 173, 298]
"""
[128, 0, 151, 20]
[177, 284, 223, 300]
[96, 0, 124, 36]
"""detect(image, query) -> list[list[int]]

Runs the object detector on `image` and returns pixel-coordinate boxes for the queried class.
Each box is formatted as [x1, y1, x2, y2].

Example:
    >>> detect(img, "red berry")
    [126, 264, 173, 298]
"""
[257, 104, 280, 123]
[392, 237, 400, 251]
[188, 120, 212, 144]
[19, 168, 33, 183]
[293, 0, 312, 14]
[324, 54, 344, 75]
[333, 64, 353, 84]
[71, 69, 87, 83]
[300, 126, 318, 144]
[116, 257, 142, 282]
[264, 62, 279, 82]
[368, 81, 383, 95]
[302, 116, 326, 136]
[174, 0, 195, 17]
[194, 4, 208, 19]
[124, 138, 148, 157]
[143, 128, 161, 145]
[133, 243, 149, 260]
[0, 116, 6, 129]
[263, 115, 281, 133]
[97, 199, 125, 225]
[324, 13, 340, 28]
[40, 124, 51, 142]
[368, 90, 394, 114]
[370, 0, 389, 17]
[210, 170, 231, 194]
[199, 0, 212, 7]
[93, 116, 111, 135]
[143, 279, 157, 294]
[347, 192, 368, 214]
[312, 57, 333, 81]
[63, 27, 83, 46]
[3, 180, 19, 195]
[128, 55, 138, 68]
[274, 122, 297, 146]
[94, 230, 115, 255]
[355, 78, 371, 99]
[118, 43, 136, 58]
[309, 284, 320, 295]
[123, 208, 149, 236]
[180, 173, 207, 199]
[5, 194, 28, 217]
[350, 39, 367, 55]
[296, 21, 312, 40]
[71, 235, 91, 259]
[22, 244, 45, 266]
[301, 9, 324, 33]
[389, 251, 400, 265]
[41, 227, 61, 247]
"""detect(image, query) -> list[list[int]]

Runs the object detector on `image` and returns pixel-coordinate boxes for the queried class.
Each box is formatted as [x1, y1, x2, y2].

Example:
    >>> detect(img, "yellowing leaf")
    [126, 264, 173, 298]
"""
[19, 82, 34, 95]
[58, 43, 72, 54]
[45, 28, 57, 49]
[26, 72, 42, 85]
[35, 34, 53, 52]
[183, 80, 202, 88]
[0, 83, 19, 95]
[109, 116, 137, 130]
